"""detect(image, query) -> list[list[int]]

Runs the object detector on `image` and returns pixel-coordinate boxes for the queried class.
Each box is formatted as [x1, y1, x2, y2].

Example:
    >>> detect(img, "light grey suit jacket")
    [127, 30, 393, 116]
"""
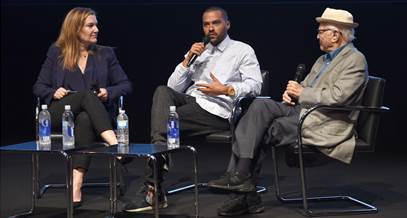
[298, 43, 368, 163]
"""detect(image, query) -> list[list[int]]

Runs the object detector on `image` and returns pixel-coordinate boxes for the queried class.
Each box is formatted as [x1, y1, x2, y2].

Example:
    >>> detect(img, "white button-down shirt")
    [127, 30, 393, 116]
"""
[168, 35, 262, 119]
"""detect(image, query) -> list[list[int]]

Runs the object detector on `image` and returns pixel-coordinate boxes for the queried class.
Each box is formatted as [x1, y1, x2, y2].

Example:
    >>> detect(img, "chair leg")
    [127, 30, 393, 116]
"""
[272, 146, 377, 216]
[166, 182, 207, 195]
[167, 182, 267, 195]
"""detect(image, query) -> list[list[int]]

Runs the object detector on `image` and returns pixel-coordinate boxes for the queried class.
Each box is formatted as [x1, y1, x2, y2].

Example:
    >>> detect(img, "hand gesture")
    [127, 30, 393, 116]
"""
[196, 73, 228, 96]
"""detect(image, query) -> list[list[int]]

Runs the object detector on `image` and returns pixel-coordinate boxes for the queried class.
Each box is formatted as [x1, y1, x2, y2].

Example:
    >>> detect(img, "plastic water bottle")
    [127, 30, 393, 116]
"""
[167, 106, 180, 148]
[62, 105, 75, 149]
[38, 104, 51, 148]
[117, 109, 129, 145]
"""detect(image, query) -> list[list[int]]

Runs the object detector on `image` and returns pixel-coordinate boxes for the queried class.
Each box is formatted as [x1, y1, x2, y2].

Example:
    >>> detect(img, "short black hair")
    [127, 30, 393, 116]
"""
[203, 6, 229, 21]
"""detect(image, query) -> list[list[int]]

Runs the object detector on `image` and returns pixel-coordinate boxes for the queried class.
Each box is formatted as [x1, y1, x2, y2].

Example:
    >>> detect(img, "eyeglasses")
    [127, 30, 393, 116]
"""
[317, 28, 339, 35]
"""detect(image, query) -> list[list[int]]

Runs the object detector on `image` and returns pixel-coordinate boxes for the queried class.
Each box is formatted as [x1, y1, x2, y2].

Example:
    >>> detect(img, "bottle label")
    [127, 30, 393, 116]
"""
[39, 120, 50, 136]
[117, 120, 128, 128]
[63, 121, 74, 137]
[67, 126, 74, 137]
[169, 120, 178, 129]
[168, 120, 179, 138]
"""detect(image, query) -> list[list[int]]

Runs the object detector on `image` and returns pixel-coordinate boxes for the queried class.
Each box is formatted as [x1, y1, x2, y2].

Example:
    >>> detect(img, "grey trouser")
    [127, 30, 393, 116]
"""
[227, 98, 300, 179]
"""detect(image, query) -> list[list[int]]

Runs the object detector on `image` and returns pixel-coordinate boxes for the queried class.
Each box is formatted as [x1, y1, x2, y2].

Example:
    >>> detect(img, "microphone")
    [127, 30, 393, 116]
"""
[283, 64, 306, 105]
[187, 35, 211, 67]
[294, 64, 306, 82]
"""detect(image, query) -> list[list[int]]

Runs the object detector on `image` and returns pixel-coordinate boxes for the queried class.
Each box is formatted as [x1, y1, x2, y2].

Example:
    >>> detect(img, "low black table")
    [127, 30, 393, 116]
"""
[0, 141, 76, 218]
[75, 143, 199, 218]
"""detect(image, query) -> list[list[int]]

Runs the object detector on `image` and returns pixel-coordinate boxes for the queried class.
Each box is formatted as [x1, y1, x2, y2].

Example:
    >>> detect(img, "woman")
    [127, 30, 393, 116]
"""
[33, 7, 132, 207]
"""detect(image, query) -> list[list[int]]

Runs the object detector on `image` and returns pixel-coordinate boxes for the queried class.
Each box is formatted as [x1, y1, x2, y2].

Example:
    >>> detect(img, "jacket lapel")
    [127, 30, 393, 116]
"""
[316, 43, 354, 86]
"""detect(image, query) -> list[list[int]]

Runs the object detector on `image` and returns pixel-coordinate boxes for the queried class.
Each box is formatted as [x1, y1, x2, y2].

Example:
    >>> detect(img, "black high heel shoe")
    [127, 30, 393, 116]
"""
[73, 201, 82, 208]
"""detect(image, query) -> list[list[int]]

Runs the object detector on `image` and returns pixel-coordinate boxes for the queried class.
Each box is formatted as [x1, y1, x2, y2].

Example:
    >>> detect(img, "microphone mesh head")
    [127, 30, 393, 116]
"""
[297, 64, 306, 72]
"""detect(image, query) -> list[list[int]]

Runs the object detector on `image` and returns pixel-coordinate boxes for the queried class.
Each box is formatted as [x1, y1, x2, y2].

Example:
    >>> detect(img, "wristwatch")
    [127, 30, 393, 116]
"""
[226, 85, 236, 97]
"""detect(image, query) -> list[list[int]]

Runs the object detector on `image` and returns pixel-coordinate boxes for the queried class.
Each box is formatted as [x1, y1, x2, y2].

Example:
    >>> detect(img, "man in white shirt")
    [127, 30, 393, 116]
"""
[125, 6, 262, 212]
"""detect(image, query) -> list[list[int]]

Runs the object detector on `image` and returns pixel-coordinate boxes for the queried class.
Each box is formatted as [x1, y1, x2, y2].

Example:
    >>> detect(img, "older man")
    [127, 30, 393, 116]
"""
[210, 8, 368, 216]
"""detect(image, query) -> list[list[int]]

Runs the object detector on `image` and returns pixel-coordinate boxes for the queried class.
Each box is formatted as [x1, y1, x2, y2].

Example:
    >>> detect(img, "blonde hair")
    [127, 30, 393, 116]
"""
[55, 7, 96, 71]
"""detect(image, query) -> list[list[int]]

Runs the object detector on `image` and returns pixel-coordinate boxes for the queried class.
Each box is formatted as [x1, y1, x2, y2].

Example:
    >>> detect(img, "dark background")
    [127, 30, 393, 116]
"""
[1, 0, 406, 151]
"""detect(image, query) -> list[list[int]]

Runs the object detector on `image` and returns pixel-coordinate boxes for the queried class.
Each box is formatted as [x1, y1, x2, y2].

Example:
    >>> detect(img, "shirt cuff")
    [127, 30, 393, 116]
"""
[176, 62, 189, 72]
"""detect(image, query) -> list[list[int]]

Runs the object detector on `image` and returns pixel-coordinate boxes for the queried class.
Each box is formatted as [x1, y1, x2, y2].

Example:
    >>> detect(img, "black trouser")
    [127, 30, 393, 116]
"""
[227, 98, 300, 181]
[49, 91, 113, 170]
[147, 86, 229, 185]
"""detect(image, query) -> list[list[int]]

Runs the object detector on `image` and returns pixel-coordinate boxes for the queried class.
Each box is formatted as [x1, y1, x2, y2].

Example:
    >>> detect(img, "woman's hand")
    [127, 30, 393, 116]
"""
[53, 87, 69, 100]
[97, 88, 108, 102]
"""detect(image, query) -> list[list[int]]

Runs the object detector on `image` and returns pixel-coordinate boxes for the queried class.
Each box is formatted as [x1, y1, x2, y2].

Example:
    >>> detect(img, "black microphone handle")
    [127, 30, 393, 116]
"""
[187, 36, 211, 67]
[294, 64, 306, 82]
[187, 55, 198, 67]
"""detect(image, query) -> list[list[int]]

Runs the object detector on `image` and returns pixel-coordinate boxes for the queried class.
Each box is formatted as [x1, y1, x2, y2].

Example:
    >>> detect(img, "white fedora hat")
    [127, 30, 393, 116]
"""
[316, 8, 358, 28]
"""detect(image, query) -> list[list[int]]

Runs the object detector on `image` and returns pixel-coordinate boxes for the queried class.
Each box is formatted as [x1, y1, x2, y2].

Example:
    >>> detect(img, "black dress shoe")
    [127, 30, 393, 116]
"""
[246, 191, 264, 214]
[217, 192, 264, 216]
[73, 201, 82, 208]
[208, 172, 233, 188]
[217, 194, 248, 216]
[208, 172, 255, 192]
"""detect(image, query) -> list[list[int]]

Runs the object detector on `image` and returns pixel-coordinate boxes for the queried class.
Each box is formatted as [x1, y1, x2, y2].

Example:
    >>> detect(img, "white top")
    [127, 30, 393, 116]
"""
[64, 105, 71, 110]
[169, 106, 176, 112]
[167, 35, 262, 119]
[41, 104, 47, 110]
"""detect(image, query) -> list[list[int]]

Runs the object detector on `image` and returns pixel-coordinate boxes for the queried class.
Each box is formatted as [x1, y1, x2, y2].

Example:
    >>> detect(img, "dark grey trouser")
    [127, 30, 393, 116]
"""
[146, 86, 229, 185]
[227, 98, 300, 180]
[49, 91, 113, 170]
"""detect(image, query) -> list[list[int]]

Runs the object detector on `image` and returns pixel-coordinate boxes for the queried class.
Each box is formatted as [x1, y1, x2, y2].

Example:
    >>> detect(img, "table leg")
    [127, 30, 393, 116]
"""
[33, 153, 40, 200]
[31, 153, 38, 210]
[148, 155, 159, 218]
[6, 154, 39, 218]
[108, 156, 118, 217]
[64, 153, 73, 218]
[190, 147, 199, 218]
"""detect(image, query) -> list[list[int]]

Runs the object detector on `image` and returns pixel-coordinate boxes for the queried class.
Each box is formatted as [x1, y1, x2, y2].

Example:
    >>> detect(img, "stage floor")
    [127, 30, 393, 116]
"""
[1, 142, 406, 218]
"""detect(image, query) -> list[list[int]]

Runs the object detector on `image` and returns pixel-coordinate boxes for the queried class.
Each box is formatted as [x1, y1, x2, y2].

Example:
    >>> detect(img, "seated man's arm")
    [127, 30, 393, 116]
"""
[299, 53, 367, 106]
[227, 47, 262, 99]
[167, 63, 192, 92]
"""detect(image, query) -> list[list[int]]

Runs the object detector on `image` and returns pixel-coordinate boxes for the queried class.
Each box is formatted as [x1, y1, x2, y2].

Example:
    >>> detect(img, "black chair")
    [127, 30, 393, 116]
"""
[34, 96, 124, 198]
[167, 70, 270, 195]
[270, 75, 389, 216]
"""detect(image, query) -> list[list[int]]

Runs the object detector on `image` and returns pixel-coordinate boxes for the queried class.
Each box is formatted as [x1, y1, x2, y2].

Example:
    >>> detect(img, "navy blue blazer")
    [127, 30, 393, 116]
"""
[33, 44, 132, 105]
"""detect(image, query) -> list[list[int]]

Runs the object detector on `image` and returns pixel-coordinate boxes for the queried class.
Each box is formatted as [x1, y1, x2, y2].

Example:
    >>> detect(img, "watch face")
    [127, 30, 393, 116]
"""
[228, 86, 235, 96]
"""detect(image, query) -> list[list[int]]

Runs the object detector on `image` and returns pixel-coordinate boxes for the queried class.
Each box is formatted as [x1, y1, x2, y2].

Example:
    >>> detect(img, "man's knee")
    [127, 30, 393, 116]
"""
[153, 85, 172, 99]
[249, 98, 274, 113]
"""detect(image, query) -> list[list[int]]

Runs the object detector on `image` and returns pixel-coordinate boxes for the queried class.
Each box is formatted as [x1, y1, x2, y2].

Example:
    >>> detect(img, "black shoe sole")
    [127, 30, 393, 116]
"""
[248, 205, 265, 214]
[218, 208, 248, 216]
[217, 205, 264, 216]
